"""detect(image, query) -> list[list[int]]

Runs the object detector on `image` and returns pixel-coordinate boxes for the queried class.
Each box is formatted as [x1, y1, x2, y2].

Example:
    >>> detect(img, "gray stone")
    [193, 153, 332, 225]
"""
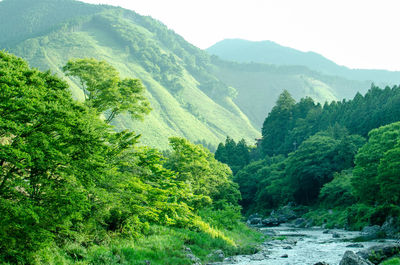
[262, 217, 280, 227]
[250, 253, 266, 261]
[346, 243, 364, 248]
[248, 217, 262, 225]
[281, 254, 288, 258]
[184, 246, 202, 265]
[382, 216, 400, 238]
[283, 245, 293, 249]
[332, 232, 341, 238]
[361, 225, 382, 240]
[339, 251, 373, 265]
[293, 218, 307, 228]
[323, 230, 330, 234]
[357, 243, 400, 264]
[314, 262, 329, 265]
[206, 249, 224, 262]
[263, 229, 278, 236]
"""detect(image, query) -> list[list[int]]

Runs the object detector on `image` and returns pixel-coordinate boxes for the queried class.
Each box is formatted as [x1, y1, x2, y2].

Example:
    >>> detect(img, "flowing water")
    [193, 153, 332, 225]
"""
[217, 224, 397, 265]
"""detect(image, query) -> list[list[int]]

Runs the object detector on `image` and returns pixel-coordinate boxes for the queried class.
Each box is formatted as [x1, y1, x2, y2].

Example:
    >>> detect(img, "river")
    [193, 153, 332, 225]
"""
[217, 224, 397, 265]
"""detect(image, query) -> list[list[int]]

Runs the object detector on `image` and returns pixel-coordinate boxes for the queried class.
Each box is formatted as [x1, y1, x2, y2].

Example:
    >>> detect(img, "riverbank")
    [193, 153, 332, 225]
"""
[28, 223, 264, 264]
[209, 224, 400, 265]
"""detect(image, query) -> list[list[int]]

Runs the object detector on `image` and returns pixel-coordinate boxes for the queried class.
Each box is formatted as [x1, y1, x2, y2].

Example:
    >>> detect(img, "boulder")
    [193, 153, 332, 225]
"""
[273, 205, 298, 221]
[261, 217, 280, 227]
[346, 243, 364, 248]
[250, 253, 266, 261]
[357, 243, 400, 264]
[332, 232, 341, 238]
[339, 251, 373, 265]
[184, 246, 202, 265]
[314, 262, 329, 265]
[361, 225, 382, 240]
[381, 216, 400, 238]
[206, 249, 224, 262]
[248, 217, 262, 225]
[293, 218, 307, 228]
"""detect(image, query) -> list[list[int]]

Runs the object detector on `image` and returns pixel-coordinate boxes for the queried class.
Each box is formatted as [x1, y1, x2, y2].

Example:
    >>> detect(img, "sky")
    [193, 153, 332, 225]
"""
[80, 0, 400, 71]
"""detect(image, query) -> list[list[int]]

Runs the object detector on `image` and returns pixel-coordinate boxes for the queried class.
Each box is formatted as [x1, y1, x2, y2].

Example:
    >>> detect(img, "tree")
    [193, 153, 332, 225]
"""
[353, 121, 400, 204]
[63, 58, 151, 123]
[215, 137, 250, 174]
[261, 90, 296, 156]
[0, 51, 110, 262]
[165, 137, 240, 209]
[285, 128, 363, 205]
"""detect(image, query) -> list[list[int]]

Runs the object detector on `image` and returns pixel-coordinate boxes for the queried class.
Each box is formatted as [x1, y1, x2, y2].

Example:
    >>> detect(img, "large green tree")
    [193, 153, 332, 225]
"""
[165, 137, 241, 209]
[0, 51, 110, 261]
[353, 121, 400, 204]
[261, 90, 296, 156]
[63, 58, 151, 123]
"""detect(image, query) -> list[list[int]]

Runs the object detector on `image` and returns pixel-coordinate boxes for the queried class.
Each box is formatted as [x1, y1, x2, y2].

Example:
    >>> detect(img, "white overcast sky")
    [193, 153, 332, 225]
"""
[80, 0, 400, 71]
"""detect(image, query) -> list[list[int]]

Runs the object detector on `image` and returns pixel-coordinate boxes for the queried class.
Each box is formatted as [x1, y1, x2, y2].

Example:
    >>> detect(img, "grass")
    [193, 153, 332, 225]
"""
[381, 257, 400, 265]
[31, 223, 264, 265]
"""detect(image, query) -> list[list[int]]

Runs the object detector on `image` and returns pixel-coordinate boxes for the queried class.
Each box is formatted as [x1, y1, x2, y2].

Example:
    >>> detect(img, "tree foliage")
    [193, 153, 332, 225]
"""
[353, 121, 400, 204]
[214, 136, 250, 174]
[63, 58, 151, 123]
[0, 51, 243, 263]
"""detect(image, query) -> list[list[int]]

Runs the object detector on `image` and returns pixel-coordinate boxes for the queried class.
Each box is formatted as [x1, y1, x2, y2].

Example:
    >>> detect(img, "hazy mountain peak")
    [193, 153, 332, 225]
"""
[207, 39, 400, 84]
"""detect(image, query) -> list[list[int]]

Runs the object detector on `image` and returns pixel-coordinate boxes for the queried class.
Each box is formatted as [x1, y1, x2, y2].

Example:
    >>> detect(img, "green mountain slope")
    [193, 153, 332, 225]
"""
[1, 0, 259, 149]
[211, 58, 370, 128]
[207, 39, 400, 84]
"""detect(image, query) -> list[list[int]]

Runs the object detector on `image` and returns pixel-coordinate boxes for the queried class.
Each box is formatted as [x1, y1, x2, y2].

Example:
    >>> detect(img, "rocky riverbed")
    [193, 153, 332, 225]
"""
[210, 224, 399, 265]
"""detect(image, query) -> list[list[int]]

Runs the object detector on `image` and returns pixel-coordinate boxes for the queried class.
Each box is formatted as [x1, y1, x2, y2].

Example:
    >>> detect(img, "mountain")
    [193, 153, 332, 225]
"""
[0, 0, 260, 149]
[0, 0, 379, 144]
[210, 58, 370, 128]
[207, 39, 400, 84]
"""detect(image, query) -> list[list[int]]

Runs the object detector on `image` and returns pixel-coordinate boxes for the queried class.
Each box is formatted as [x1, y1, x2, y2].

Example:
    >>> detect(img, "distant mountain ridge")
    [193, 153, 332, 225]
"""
[0, 0, 261, 149]
[207, 39, 400, 85]
[0, 0, 383, 145]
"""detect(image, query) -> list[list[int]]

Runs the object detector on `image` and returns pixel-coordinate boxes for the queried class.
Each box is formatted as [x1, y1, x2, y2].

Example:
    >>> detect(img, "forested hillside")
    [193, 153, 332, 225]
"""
[0, 0, 259, 149]
[211, 58, 370, 128]
[0, 0, 378, 146]
[216, 84, 400, 232]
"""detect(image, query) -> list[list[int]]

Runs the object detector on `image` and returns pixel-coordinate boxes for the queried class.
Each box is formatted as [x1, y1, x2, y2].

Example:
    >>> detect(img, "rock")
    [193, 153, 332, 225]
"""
[206, 249, 224, 262]
[283, 245, 293, 249]
[382, 216, 400, 238]
[247, 213, 263, 225]
[357, 243, 400, 264]
[250, 253, 266, 261]
[332, 232, 341, 238]
[223, 256, 241, 263]
[305, 219, 314, 228]
[293, 218, 307, 228]
[323, 230, 330, 234]
[144, 261, 151, 265]
[281, 254, 288, 258]
[183, 246, 202, 265]
[314, 262, 329, 265]
[263, 229, 277, 236]
[248, 217, 262, 225]
[346, 243, 364, 248]
[361, 225, 382, 240]
[274, 205, 298, 221]
[262, 217, 280, 227]
[339, 251, 373, 265]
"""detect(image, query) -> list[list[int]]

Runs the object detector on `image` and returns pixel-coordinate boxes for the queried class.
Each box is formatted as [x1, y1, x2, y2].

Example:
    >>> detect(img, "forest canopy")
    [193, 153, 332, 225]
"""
[0, 51, 245, 263]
